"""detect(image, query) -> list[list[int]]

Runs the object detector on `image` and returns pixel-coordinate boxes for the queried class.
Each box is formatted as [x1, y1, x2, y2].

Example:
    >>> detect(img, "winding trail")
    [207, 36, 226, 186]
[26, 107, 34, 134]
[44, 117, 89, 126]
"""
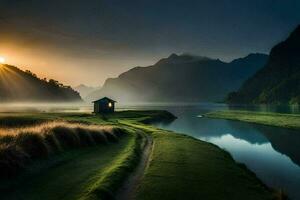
[115, 132, 153, 200]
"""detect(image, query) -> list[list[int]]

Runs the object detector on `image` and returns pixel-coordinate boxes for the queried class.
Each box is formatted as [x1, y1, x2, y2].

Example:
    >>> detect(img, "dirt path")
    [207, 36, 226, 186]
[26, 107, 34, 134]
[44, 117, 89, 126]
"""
[115, 133, 153, 200]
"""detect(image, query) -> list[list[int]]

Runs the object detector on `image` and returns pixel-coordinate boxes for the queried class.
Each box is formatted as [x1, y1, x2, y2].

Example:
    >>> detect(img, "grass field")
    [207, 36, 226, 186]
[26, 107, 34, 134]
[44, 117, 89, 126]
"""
[1, 136, 132, 200]
[0, 121, 126, 178]
[0, 111, 282, 200]
[205, 110, 300, 130]
[121, 121, 277, 200]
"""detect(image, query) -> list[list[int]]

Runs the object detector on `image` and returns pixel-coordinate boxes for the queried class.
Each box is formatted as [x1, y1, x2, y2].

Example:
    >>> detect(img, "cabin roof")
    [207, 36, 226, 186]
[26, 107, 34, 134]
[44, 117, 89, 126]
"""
[92, 97, 117, 103]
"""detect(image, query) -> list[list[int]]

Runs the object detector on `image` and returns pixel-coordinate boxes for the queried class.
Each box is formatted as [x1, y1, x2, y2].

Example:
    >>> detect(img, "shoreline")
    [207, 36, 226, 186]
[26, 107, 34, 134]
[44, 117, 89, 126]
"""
[205, 110, 300, 130]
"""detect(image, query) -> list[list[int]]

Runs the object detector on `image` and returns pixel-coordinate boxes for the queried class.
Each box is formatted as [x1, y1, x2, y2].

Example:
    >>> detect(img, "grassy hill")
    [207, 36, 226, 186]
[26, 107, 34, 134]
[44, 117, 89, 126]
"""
[0, 64, 81, 102]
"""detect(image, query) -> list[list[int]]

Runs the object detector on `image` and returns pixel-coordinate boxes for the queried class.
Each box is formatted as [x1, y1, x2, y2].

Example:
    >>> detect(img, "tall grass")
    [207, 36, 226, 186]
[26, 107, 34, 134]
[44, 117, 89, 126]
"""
[0, 116, 48, 128]
[80, 131, 145, 200]
[0, 122, 127, 178]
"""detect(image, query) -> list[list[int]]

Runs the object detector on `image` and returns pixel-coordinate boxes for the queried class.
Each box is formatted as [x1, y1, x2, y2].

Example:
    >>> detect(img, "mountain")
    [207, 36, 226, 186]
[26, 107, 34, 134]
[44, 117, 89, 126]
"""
[87, 53, 268, 103]
[74, 84, 98, 99]
[227, 25, 300, 104]
[0, 64, 82, 102]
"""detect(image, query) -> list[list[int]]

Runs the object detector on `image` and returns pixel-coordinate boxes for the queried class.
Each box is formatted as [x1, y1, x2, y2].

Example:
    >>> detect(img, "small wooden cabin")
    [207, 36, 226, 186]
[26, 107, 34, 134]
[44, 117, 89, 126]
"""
[93, 97, 116, 113]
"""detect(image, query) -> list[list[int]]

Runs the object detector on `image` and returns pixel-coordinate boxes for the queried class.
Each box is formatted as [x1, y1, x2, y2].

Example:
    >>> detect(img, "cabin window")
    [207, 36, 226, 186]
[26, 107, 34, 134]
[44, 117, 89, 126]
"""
[108, 102, 112, 108]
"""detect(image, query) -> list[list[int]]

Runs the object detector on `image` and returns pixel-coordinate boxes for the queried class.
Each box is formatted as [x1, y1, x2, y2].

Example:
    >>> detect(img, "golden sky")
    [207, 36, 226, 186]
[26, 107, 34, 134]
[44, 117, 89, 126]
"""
[0, 38, 158, 87]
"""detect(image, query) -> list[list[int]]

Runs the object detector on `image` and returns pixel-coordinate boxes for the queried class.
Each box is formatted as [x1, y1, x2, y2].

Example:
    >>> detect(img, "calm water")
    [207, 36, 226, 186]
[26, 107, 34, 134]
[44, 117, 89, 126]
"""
[144, 104, 300, 200]
[1, 103, 300, 199]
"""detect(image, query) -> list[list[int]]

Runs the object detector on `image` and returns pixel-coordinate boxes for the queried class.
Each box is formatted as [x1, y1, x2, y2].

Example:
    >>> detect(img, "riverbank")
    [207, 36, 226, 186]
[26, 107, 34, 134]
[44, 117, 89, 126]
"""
[0, 111, 280, 199]
[205, 110, 300, 130]
[122, 122, 276, 200]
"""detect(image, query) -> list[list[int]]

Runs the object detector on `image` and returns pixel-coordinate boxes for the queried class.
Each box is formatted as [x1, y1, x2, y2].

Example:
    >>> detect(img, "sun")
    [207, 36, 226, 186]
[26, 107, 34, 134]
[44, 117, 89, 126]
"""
[0, 57, 5, 64]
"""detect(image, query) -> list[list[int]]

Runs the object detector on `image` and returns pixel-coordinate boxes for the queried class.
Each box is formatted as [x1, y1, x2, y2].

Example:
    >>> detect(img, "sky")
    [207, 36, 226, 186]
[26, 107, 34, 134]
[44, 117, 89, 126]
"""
[0, 0, 299, 87]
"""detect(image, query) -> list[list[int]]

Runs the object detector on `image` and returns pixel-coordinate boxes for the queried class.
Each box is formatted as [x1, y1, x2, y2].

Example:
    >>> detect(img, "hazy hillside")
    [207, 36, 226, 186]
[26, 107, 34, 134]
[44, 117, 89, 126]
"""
[74, 84, 98, 99]
[227, 25, 300, 104]
[0, 64, 82, 102]
[87, 53, 268, 102]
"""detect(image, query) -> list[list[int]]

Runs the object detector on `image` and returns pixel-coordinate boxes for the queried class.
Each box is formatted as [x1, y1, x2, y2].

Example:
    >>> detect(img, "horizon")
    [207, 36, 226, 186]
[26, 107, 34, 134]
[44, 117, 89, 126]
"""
[0, 0, 299, 86]
[0, 51, 268, 88]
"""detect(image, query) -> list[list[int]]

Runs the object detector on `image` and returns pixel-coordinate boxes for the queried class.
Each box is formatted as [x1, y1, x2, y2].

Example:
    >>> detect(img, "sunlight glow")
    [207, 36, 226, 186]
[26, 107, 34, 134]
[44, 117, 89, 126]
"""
[0, 57, 5, 64]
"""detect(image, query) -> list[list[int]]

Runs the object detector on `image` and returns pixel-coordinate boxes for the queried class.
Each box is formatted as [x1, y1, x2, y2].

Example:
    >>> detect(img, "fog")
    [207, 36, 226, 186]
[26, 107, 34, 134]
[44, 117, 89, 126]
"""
[0, 101, 213, 113]
[0, 102, 91, 113]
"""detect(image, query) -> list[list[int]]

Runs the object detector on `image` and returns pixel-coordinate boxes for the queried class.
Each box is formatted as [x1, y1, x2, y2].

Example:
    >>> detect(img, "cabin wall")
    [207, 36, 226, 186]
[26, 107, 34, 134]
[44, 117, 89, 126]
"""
[93, 101, 115, 113]
[94, 103, 100, 113]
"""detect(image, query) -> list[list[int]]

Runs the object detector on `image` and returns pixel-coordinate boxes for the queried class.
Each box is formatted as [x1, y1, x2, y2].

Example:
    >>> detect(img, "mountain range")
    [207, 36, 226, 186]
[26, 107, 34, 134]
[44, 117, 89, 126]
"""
[3, 26, 299, 105]
[86, 53, 268, 103]
[227, 25, 300, 104]
[0, 64, 81, 102]
[74, 84, 98, 99]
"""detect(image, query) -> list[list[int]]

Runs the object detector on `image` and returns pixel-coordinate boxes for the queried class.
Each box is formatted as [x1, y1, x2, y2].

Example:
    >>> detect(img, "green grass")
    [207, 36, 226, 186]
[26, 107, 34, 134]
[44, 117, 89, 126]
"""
[0, 111, 282, 200]
[0, 133, 136, 200]
[121, 122, 276, 200]
[205, 110, 300, 130]
[0, 113, 147, 200]
[0, 121, 126, 178]
[81, 130, 145, 200]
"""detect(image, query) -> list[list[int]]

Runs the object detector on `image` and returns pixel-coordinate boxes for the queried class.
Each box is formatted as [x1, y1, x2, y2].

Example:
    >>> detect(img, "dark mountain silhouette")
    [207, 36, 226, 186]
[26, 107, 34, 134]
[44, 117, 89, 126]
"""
[74, 84, 98, 99]
[0, 64, 82, 102]
[87, 53, 268, 102]
[227, 25, 300, 104]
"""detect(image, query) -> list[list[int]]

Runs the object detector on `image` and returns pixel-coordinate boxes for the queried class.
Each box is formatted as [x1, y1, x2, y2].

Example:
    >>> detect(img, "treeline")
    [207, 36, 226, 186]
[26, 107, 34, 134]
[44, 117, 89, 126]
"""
[0, 64, 82, 102]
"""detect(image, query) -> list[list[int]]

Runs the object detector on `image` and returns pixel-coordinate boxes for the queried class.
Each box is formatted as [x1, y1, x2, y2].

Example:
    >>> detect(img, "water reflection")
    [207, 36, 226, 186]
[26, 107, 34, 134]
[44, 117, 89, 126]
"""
[255, 126, 300, 167]
[207, 134, 300, 199]
[153, 105, 300, 200]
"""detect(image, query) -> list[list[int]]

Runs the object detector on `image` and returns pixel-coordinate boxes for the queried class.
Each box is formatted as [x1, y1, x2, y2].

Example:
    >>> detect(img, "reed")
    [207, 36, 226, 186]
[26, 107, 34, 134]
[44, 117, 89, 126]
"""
[0, 121, 127, 178]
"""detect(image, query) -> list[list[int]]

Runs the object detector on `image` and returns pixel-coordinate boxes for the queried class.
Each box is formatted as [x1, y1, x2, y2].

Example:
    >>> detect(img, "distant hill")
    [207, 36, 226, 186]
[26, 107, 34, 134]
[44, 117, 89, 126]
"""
[74, 84, 98, 99]
[227, 25, 300, 105]
[0, 64, 82, 102]
[87, 53, 268, 102]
